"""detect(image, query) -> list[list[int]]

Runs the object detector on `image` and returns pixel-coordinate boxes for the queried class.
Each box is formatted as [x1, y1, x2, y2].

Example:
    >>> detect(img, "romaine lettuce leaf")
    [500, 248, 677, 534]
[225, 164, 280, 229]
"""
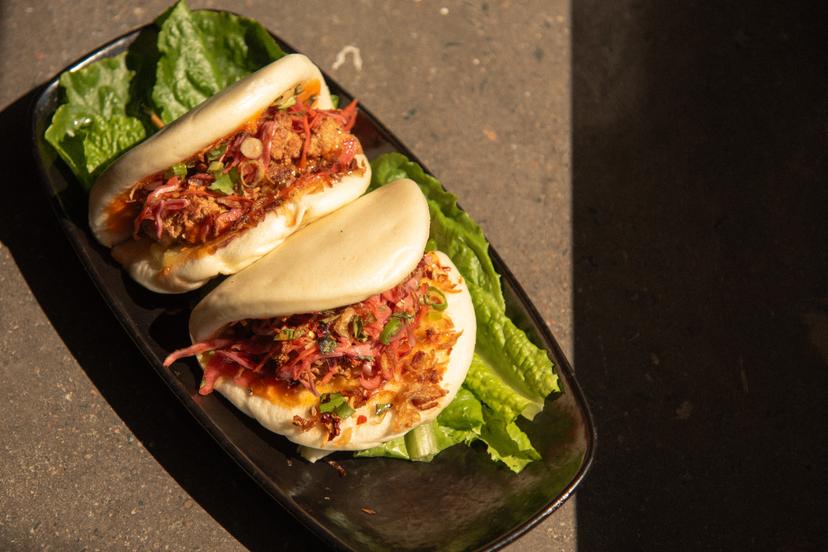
[472, 291, 560, 404]
[357, 390, 483, 462]
[479, 408, 541, 473]
[370, 153, 559, 413]
[404, 423, 475, 461]
[369, 153, 505, 308]
[355, 435, 411, 460]
[357, 390, 541, 473]
[153, 1, 285, 123]
[44, 54, 147, 189]
[368, 153, 560, 472]
[355, 423, 474, 462]
[463, 354, 541, 421]
[436, 387, 484, 430]
[45, 0, 284, 185]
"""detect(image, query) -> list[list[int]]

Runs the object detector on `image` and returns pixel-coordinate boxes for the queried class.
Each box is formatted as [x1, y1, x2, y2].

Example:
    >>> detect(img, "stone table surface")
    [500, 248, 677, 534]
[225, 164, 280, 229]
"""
[0, 1, 574, 550]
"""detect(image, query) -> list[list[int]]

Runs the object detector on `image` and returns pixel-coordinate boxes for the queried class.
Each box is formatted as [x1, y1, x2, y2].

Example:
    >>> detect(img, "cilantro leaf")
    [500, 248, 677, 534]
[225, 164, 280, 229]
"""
[208, 172, 235, 195]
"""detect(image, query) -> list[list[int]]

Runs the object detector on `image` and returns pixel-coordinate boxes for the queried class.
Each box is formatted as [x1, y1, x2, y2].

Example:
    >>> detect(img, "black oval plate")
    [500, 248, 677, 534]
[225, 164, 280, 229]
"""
[30, 22, 595, 552]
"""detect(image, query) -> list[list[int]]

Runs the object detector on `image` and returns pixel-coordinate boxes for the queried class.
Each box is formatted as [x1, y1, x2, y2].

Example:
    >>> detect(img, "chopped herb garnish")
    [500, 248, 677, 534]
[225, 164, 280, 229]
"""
[207, 160, 224, 173]
[206, 144, 226, 161]
[350, 315, 367, 341]
[337, 403, 355, 419]
[375, 403, 392, 416]
[424, 286, 448, 311]
[379, 317, 403, 344]
[318, 334, 337, 354]
[165, 162, 187, 179]
[379, 312, 414, 344]
[209, 167, 239, 195]
[209, 172, 235, 194]
[229, 166, 241, 184]
[319, 393, 346, 413]
[319, 393, 354, 418]
[274, 327, 299, 341]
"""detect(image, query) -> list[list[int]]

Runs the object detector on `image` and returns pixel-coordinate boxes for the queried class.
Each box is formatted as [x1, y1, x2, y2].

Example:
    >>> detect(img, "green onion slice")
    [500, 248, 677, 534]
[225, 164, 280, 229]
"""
[206, 144, 227, 161]
[425, 286, 448, 311]
[239, 159, 265, 187]
[165, 162, 187, 179]
[379, 317, 403, 345]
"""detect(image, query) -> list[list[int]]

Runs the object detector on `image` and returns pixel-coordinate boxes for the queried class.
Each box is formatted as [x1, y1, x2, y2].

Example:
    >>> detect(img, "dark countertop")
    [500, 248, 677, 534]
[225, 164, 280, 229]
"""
[4, 0, 826, 550]
[1, 1, 574, 550]
[571, 1, 827, 548]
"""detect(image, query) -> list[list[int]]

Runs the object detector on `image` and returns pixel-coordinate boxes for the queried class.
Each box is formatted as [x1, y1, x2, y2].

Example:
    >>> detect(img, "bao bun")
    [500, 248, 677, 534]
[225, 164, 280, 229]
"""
[88, 54, 370, 293]
[190, 180, 477, 450]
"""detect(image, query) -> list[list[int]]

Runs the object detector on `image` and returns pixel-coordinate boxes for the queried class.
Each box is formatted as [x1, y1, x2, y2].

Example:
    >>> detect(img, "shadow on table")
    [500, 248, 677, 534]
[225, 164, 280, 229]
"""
[572, 1, 828, 548]
[0, 89, 325, 551]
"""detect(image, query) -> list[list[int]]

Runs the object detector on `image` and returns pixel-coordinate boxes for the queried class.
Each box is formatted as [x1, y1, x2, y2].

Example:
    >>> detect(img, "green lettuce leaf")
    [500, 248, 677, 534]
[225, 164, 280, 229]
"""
[479, 408, 541, 473]
[357, 390, 540, 473]
[463, 354, 540, 421]
[367, 152, 560, 472]
[355, 435, 411, 460]
[356, 419, 477, 462]
[472, 291, 560, 405]
[404, 423, 474, 462]
[152, 0, 285, 123]
[370, 153, 559, 413]
[369, 153, 505, 307]
[436, 387, 484, 430]
[45, 0, 285, 185]
[44, 54, 147, 188]
[357, 389, 483, 461]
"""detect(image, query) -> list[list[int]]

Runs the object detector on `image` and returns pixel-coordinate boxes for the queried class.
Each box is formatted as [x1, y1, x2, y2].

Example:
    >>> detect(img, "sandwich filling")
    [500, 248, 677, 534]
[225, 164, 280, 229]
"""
[165, 252, 461, 440]
[107, 89, 364, 249]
